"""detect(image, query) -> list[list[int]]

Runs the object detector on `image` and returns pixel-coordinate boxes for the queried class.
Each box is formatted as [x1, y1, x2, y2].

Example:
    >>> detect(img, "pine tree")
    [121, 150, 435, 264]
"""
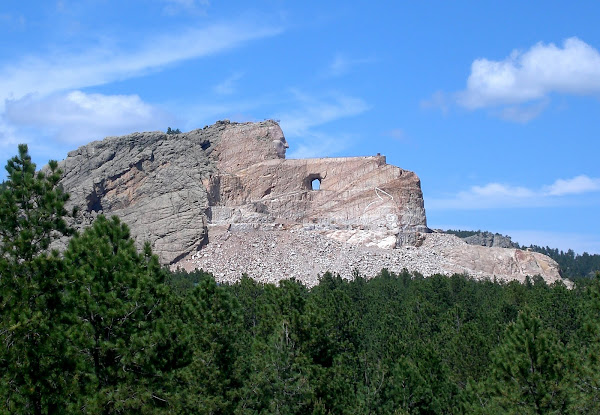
[571, 273, 600, 413]
[62, 215, 188, 414]
[0, 145, 75, 414]
[169, 276, 242, 414]
[486, 309, 571, 414]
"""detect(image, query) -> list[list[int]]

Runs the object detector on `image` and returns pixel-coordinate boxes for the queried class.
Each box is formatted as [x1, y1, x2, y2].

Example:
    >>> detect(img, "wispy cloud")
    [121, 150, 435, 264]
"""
[178, 96, 270, 130]
[0, 117, 19, 152]
[0, 20, 283, 105]
[420, 90, 449, 115]
[425, 37, 600, 122]
[495, 99, 549, 123]
[213, 72, 244, 95]
[161, 0, 210, 15]
[0, 17, 283, 154]
[428, 175, 600, 210]
[0, 12, 26, 30]
[273, 90, 369, 158]
[277, 90, 369, 137]
[385, 128, 405, 142]
[326, 53, 372, 77]
[5, 91, 174, 145]
[287, 131, 354, 159]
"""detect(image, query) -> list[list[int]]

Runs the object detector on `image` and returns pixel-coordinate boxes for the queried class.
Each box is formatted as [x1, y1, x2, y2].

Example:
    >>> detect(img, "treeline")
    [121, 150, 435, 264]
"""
[3, 145, 600, 414]
[521, 245, 600, 280]
[444, 229, 484, 238]
[169, 268, 600, 414]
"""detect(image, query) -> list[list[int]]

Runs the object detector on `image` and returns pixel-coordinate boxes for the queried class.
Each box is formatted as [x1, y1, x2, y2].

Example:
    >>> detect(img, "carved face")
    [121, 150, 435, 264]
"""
[272, 134, 289, 158]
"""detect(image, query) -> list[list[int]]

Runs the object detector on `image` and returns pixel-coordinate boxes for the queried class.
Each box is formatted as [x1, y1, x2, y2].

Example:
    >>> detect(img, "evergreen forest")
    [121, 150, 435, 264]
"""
[2, 145, 600, 414]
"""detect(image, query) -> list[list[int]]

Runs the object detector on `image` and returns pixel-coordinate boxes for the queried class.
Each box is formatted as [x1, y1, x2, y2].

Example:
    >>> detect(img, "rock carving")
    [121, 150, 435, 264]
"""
[54, 120, 568, 287]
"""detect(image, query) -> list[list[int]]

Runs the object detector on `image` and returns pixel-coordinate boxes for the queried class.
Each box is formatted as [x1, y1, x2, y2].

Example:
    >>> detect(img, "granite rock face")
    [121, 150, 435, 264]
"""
[57, 129, 215, 263]
[462, 232, 518, 249]
[206, 155, 429, 249]
[55, 119, 567, 286]
[57, 120, 428, 263]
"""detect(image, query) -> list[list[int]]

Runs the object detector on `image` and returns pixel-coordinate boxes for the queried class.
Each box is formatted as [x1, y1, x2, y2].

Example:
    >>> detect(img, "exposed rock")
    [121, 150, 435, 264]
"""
[53, 119, 568, 287]
[206, 155, 429, 249]
[56, 120, 283, 263]
[462, 232, 518, 248]
[179, 230, 568, 288]
[421, 234, 564, 284]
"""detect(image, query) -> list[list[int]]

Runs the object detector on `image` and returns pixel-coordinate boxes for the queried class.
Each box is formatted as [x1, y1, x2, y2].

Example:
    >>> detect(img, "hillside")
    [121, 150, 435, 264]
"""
[444, 229, 600, 279]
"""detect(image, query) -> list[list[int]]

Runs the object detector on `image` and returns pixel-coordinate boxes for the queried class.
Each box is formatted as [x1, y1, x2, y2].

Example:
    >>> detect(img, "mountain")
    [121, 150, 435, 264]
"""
[55, 120, 567, 286]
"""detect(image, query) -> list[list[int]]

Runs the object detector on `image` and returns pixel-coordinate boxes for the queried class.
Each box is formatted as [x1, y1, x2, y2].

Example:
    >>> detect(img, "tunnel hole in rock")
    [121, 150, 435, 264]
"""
[305, 173, 323, 191]
[311, 178, 321, 190]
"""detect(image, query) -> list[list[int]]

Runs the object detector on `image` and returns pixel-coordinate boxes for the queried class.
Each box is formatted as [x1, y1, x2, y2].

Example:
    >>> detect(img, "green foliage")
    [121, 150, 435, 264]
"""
[169, 277, 242, 414]
[1, 146, 597, 413]
[569, 273, 600, 413]
[63, 215, 185, 413]
[0, 144, 75, 414]
[524, 245, 600, 279]
[168, 267, 213, 294]
[166, 127, 181, 135]
[487, 309, 570, 414]
[443, 229, 482, 238]
[0, 144, 71, 263]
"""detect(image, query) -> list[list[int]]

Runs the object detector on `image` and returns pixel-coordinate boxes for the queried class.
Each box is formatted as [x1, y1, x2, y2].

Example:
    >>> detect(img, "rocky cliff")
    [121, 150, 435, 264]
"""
[56, 120, 568, 286]
[461, 232, 518, 249]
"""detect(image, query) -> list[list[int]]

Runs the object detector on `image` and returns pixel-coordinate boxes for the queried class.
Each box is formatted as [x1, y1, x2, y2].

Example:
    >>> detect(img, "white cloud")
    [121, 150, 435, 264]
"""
[428, 175, 600, 210]
[458, 37, 600, 110]
[469, 182, 536, 198]
[277, 90, 369, 137]
[0, 20, 282, 106]
[5, 91, 174, 145]
[0, 117, 19, 157]
[213, 72, 244, 95]
[0, 17, 283, 151]
[544, 175, 600, 196]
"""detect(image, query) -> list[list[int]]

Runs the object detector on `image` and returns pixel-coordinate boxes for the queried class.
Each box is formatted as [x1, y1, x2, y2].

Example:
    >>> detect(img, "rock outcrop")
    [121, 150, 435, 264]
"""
[461, 232, 518, 249]
[55, 120, 568, 286]
[58, 128, 215, 263]
[58, 120, 428, 262]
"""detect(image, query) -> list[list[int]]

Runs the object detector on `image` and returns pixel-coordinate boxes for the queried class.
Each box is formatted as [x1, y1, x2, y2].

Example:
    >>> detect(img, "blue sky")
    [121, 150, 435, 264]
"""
[1, 1, 599, 253]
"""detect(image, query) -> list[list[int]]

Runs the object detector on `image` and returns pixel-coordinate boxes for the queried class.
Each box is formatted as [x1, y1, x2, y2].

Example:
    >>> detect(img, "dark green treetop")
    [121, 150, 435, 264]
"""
[0, 144, 75, 414]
